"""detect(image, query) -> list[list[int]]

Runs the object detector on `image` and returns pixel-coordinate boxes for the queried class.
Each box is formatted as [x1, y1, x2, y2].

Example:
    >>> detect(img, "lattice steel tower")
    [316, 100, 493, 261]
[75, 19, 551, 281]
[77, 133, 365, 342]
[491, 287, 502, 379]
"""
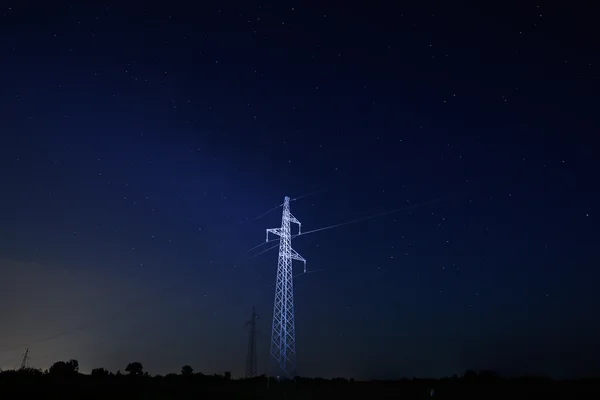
[266, 196, 306, 377]
[245, 306, 259, 378]
[19, 348, 29, 370]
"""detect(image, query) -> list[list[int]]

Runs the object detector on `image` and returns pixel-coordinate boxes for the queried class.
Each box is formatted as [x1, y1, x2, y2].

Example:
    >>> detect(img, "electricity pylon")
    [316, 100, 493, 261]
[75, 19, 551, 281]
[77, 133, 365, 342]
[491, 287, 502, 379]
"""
[19, 348, 29, 370]
[266, 196, 306, 377]
[245, 306, 259, 378]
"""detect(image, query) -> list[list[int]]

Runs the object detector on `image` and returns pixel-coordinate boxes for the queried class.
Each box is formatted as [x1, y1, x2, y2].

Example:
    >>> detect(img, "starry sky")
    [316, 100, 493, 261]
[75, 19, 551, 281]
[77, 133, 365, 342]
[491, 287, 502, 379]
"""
[1, 1, 598, 379]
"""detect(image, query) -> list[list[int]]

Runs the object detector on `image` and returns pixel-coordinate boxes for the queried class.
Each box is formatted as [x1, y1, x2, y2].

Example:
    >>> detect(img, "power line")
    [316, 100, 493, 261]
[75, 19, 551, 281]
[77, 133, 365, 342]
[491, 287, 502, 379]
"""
[0, 325, 88, 357]
[244, 189, 323, 252]
[246, 195, 452, 259]
[251, 203, 284, 222]
[0, 279, 183, 358]
[291, 188, 324, 202]
[246, 240, 276, 254]
[294, 195, 451, 238]
[248, 241, 281, 259]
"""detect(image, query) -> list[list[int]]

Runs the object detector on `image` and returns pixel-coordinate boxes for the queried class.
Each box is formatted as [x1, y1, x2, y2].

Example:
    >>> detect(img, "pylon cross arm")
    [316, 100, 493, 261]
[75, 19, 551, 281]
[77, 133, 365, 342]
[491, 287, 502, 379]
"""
[266, 228, 282, 241]
[288, 213, 300, 225]
[290, 248, 305, 263]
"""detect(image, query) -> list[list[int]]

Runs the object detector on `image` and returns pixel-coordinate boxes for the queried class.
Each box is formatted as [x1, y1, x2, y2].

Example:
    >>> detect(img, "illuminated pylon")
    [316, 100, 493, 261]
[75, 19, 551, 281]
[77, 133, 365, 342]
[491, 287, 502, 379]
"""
[245, 306, 258, 378]
[266, 196, 306, 377]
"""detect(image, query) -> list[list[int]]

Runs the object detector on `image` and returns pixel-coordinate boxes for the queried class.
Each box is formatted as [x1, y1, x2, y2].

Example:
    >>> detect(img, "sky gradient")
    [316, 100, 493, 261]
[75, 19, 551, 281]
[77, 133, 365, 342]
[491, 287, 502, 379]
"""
[1, 1, 598, 379]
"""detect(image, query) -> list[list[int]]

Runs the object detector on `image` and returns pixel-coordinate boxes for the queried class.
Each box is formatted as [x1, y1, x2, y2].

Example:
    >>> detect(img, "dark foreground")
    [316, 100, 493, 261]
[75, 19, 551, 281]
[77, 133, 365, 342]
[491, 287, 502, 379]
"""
[1, 368, 598, 399]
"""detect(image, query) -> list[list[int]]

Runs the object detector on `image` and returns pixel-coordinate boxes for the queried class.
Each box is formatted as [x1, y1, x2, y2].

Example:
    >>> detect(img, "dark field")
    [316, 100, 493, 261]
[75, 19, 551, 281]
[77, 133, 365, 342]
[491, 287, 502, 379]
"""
[1, 366, 598, 399]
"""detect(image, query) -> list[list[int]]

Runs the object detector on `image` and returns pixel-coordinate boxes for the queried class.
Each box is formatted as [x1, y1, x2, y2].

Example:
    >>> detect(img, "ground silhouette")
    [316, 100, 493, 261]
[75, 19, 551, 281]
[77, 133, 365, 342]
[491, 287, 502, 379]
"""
[0, 360, 598, 399]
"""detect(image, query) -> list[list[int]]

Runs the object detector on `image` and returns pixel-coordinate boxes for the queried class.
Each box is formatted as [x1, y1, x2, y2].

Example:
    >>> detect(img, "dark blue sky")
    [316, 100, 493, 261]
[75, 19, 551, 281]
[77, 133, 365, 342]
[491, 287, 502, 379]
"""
[1, 1, 598, 379]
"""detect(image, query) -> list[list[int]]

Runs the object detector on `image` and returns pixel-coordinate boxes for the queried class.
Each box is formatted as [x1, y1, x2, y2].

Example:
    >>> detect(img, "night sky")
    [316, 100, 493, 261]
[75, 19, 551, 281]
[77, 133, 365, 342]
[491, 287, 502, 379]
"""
[1, 1, 598, 380]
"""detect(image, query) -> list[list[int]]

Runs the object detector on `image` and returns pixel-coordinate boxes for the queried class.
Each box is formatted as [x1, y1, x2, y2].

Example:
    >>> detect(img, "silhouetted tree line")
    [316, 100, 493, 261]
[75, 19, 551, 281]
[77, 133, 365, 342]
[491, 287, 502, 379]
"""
[1, 361, 599, 399]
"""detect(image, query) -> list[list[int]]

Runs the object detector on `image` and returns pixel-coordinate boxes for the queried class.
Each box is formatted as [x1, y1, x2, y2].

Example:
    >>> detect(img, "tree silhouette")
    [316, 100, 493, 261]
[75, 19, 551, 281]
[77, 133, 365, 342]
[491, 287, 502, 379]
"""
[68, 359, 79, 373]
[181, 365, 193, 377]
[0, 361, 598, 399]
[125, 362, 143, 376]
[463, 370, 477, 380]
[479, 370, 499, 381]
[48, 360, 79, 377]
[16, 367, 42, 377]
[91, 368, 110, 378]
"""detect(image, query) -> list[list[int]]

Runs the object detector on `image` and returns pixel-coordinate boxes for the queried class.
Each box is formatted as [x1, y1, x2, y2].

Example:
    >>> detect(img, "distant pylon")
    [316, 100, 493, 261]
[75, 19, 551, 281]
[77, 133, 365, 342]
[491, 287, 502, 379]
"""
[19, 348, 29, 370]
[245, 306, 259, 378]
[266, 196, 306, 377]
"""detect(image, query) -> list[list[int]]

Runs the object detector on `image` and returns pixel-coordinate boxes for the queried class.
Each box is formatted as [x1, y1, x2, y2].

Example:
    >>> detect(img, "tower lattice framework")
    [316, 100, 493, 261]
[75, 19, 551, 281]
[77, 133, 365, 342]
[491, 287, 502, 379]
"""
[20, 348, 29, 370]
[245, 306, 258, 378]
[266, 196, 306, 377]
